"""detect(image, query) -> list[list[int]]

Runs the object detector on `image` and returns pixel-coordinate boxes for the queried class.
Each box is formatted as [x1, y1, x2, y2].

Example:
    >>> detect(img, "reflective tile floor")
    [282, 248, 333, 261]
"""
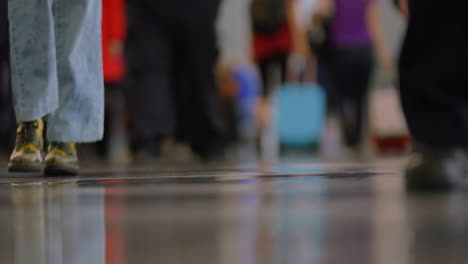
[0, 157, 467, 264]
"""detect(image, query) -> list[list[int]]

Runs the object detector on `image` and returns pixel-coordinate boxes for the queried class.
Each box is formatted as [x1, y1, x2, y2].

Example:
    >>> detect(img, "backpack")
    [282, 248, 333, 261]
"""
[250, 0, 287, 34]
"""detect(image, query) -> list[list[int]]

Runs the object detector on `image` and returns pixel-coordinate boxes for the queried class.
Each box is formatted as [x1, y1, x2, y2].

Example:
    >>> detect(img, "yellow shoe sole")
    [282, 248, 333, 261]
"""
[8, 161, 44, 173]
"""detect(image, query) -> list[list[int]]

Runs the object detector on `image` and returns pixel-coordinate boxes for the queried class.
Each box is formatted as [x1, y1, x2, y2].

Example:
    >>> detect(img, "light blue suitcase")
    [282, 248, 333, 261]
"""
[273, 83, 326, 148]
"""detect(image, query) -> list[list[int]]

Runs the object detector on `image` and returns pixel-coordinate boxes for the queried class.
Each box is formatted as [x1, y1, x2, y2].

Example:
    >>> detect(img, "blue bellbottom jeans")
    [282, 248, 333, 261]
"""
[8, 0, 104, 142]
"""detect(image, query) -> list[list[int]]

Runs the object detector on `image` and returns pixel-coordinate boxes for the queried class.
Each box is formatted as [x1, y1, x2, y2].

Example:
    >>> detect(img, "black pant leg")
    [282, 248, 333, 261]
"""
[0, 0, 7, 50]
[399, 0, 468, 147]
[124, 3, 175, 148]
[332, 46, 373, 147]
[176, 11, 224, 154]
[0, 4, 15, 153]
[258, 53, 289, 98]
[258, 56, 273, 98]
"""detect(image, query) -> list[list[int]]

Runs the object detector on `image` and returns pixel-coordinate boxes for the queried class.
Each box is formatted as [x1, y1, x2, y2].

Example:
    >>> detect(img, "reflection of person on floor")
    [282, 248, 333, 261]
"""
[125, 0, 225, 161]
[313, 0, 393, 153]
[10, 183, 105, 264]
[0, 1, 15, 155]
[96, 0, 127, 160]
[7, 0, 104, 176]
[399, 0, 468, 190]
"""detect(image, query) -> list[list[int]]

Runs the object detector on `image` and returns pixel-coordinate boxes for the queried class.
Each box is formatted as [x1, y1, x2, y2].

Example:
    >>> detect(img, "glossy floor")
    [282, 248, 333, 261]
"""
[0, 157, 467, 264]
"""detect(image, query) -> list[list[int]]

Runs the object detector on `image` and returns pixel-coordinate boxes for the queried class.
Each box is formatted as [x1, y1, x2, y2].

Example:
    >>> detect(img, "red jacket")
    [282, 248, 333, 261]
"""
[102, 0, 127, 83]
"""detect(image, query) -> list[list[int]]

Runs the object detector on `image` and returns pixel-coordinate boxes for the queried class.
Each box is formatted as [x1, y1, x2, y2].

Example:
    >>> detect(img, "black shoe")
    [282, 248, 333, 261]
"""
[131, 137, 162, 165]
[44, 142, 79, 176]
[405, 144, 466, 191]
[190, 142, 225, 162]
[8, 120, 45, 172]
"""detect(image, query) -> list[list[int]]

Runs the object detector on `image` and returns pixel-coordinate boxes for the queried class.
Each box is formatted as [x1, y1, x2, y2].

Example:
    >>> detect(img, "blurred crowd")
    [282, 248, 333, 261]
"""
[0, 0, 409, 164]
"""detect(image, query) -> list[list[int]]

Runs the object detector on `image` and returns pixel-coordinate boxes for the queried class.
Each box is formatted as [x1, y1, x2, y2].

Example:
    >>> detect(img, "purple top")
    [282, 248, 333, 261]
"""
[331, 0, 374, 47]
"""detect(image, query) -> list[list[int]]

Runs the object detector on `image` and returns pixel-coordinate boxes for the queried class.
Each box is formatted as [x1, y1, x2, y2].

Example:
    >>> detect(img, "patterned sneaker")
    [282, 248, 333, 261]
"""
[44, 142, 79, 176]
[8, 120, 45, 172]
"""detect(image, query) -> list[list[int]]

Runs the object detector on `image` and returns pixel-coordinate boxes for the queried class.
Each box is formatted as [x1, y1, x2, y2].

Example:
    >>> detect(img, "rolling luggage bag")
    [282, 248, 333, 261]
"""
[273, 82, 327, 149]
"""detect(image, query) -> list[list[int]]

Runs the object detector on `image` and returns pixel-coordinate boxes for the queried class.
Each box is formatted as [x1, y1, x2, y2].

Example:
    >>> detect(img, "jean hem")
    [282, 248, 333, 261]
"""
[47, 126, 104, 143]
[14, 104, 58, 123]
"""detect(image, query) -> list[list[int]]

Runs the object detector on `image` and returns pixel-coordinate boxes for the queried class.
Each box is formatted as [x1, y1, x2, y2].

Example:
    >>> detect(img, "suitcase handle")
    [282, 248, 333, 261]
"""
[288, 54, 307, 85]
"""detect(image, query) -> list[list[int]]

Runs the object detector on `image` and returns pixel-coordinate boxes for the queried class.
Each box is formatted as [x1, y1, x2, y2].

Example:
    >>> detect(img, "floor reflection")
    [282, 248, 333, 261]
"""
[219, 177, 327, 264]
[10, 182, 105, 264]
[405, 192, 468, 263]
[0, 162, 466, 264]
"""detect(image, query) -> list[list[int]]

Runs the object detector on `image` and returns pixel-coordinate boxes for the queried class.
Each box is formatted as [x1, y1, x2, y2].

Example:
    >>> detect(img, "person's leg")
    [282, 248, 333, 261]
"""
[0, 5, 15, 154]
[332, 46, 373, 149]
[343, 47, 373, 148]
[400, 0, 468, 189]
[95, 83, 116, 158]
[124, 3, 174, 155]
[46, 0, 104, 143]
[178, 8, 224, 157]
[400, 0, 468, 147]
[258, 53, 287, 97]
[98, 83, 128, 162]
[277, 53, 288, 84]
[8, 0, 59, 122]
[258, 57, 272, 98]
[0, 45, 15, 154]
[331, 49, 350, 147]
[318, 63, 336, 114]
[173, 47, 191, 144]
[254, 53, 287, 156]
[0, 0, 8, 51]
[254, 57, 272, 155]
[7, 0, 57, 172]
